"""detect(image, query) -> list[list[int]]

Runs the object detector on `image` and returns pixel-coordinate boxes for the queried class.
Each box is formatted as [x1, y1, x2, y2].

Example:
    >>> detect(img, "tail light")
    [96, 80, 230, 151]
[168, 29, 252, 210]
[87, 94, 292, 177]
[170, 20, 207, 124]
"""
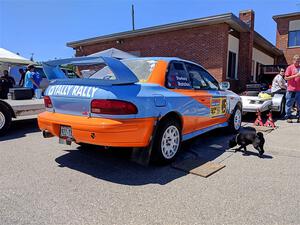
[44, 96, 53, 108]
[91, 99, 138, 115]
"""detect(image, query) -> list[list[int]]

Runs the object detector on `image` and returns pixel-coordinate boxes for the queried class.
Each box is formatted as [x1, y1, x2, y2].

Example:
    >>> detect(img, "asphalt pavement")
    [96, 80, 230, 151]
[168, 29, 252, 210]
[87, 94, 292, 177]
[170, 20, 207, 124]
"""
[0, 117, 299, 225]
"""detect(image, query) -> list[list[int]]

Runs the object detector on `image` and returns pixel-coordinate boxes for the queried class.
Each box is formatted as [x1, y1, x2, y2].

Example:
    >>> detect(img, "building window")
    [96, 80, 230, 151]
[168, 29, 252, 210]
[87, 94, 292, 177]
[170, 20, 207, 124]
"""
[288, 30, 300, 47]
[227, 51, 237, 79]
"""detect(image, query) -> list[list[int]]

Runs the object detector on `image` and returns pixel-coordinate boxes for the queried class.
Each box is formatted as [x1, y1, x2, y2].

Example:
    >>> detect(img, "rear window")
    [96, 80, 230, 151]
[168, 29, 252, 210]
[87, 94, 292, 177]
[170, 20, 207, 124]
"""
[89, 59, 157, 82]
[122, 59, 157, 82]
[62, 69, 79, 78]
[88, 66, 116, 80]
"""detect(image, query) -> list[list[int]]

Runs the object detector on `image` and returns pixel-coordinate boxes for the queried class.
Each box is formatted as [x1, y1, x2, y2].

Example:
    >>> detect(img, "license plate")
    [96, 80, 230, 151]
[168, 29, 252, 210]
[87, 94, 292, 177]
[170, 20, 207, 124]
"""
[60, 126, 72, 139]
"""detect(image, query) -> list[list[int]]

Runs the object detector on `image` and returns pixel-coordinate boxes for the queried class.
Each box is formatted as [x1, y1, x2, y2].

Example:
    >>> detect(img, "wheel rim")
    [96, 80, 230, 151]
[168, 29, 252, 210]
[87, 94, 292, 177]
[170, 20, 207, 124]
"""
[161, 125, 180, 159]
[234, 109, 242, 130]
[0, 111, 5, 130]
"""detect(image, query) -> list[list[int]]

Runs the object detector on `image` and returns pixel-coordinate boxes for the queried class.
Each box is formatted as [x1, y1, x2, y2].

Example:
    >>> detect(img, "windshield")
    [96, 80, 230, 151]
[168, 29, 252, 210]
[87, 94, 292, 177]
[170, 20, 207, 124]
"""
[89, 59, 157, 82]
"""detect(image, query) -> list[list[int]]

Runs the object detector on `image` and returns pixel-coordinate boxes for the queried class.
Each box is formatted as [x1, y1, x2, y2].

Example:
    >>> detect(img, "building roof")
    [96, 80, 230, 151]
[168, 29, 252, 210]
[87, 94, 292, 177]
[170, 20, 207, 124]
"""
[67, 12, 282, 56]
[253, 31, 282, 56]
[273, 12, 300, 21]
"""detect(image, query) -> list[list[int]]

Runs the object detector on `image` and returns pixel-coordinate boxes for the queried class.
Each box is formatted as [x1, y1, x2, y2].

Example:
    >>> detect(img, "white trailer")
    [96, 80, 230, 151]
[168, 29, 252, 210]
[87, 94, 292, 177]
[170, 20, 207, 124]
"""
[241, 93, 285, 115]
[0, 99, 45, 135]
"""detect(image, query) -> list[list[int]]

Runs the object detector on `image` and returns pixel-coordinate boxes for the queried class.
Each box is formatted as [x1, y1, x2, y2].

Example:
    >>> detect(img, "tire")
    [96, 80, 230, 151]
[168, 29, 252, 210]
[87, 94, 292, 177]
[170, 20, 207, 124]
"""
[227, 104, 242, 133]
[0, 104, 12, 136]
[274, 98, 286, 118]
[151, 118, 182, 164]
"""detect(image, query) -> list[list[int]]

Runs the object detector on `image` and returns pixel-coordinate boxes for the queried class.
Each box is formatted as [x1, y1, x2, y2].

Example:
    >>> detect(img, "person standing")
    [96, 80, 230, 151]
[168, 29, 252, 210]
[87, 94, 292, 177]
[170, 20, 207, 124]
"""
[1, 70, 16, 88]
[24, 65, 39, 94]
[18, 68, 26, 87]
[33, 70, 42, 90]
[285, 55, 300, 123]
[271, 68, 287, 95]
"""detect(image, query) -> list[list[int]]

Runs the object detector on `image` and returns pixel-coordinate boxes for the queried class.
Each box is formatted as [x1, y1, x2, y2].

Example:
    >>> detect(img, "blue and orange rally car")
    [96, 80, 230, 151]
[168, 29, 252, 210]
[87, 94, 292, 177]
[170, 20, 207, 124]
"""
[38, 56, 242, 163]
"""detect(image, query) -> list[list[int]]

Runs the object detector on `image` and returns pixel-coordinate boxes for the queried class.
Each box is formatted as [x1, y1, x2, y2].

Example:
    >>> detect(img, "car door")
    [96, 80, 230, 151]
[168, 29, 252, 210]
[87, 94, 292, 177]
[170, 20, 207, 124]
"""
[185, 62, 227, 130]
[165, 61, 197, 135]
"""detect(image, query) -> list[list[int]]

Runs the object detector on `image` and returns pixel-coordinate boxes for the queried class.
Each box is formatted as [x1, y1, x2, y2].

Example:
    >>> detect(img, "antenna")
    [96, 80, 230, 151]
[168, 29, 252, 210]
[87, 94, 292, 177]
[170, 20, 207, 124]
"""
[132, 4, 135, 30]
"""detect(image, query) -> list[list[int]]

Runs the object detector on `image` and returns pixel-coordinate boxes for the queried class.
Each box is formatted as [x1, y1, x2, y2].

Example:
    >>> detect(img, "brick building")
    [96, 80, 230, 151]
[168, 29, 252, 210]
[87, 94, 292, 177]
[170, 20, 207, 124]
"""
[273, 12, 300, 64]
[67, 10, 282, 92]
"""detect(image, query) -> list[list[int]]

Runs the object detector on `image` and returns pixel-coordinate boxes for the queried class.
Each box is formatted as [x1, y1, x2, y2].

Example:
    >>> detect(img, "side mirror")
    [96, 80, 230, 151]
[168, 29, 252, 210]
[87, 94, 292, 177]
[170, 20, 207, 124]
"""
[219, 81, 230, 90]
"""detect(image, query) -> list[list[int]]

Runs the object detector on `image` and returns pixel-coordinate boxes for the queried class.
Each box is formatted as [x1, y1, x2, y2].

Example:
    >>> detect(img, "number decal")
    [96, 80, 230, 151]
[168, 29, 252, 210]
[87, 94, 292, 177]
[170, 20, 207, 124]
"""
[210, 97, 227, 117]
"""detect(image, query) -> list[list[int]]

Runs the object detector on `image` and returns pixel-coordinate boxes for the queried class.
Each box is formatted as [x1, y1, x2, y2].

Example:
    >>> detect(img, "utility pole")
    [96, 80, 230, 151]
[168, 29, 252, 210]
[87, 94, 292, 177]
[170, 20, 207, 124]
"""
[132, 4, 135, 30]
[30, 53, 34, 61]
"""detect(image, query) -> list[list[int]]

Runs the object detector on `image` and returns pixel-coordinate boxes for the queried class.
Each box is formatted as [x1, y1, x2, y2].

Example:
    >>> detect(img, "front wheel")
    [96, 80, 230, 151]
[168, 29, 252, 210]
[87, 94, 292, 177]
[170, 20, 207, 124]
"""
[0, 104, 12, 136]
[227, 105, 242, 133]
[152, 119, 182, 164]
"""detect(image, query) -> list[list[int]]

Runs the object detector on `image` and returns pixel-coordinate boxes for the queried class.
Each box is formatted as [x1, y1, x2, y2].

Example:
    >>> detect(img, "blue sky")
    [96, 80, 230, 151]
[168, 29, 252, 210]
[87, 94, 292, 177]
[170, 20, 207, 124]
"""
[0, 0, 299, 61]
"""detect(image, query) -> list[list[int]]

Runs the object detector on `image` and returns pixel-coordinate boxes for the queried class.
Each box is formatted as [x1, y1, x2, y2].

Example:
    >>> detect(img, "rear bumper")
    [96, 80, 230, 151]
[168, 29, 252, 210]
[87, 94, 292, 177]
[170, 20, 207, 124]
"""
[38, 112, 156, 147]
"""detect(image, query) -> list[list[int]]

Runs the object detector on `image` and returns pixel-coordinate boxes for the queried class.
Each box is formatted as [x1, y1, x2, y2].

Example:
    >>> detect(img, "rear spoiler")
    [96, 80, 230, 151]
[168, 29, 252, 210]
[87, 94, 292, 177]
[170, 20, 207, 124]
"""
[42, 56, 139, 84]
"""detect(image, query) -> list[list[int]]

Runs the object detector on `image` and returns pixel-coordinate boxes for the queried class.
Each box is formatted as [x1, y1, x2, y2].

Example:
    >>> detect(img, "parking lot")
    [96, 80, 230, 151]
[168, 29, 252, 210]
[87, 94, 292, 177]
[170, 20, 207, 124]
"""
[0, 117, 300, 225]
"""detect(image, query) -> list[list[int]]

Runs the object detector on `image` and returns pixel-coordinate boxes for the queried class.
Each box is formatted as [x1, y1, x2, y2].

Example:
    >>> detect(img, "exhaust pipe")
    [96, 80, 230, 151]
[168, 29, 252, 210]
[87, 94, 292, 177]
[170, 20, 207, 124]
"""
[43, 130, 54, 138]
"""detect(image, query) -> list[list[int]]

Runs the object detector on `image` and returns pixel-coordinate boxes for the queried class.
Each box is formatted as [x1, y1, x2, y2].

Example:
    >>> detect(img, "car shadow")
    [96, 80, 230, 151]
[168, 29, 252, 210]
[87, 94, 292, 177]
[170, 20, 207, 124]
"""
[0, 119, 40, 142]
[55, 126, 273, 186]
[55, 146, 186, 186]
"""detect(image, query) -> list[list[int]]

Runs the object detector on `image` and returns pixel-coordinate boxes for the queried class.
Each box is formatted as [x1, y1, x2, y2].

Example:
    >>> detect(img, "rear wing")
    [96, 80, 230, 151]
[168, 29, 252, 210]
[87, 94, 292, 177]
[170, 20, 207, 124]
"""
[42, 56, 139, 84]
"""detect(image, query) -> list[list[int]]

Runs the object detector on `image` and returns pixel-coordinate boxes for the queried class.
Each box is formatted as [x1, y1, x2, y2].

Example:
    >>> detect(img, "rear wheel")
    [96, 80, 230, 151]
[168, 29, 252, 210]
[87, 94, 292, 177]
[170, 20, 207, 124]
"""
[227, 105, 242, 133]
[0, 104, 12, 136]
[152, 118, 181, 164]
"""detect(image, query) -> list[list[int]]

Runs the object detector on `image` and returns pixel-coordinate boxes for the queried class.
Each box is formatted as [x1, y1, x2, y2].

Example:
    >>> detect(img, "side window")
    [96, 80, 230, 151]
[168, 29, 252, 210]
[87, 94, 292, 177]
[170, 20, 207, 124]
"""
[166, 62, 192, 89]
[185, 63, 210, 90]
[200, 69, 219, 90]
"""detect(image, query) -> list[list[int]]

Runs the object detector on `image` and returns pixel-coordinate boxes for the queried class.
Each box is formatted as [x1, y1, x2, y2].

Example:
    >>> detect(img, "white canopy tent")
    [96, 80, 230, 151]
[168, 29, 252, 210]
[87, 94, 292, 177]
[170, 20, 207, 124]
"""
[0, 48, 33, 65]
[0, 48, 34, 82]
[79, 48, 137, 78]
[88, 48, 137, 59]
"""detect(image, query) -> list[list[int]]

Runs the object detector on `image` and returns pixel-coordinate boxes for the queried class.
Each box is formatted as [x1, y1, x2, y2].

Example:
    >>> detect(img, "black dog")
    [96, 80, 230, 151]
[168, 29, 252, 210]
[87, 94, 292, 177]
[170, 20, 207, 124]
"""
[229, 127, 265, 156]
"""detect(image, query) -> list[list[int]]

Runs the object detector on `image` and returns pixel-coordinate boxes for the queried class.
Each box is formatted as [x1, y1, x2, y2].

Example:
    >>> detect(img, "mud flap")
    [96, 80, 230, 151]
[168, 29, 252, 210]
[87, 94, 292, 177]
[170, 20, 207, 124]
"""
[130, 119, 159, 166]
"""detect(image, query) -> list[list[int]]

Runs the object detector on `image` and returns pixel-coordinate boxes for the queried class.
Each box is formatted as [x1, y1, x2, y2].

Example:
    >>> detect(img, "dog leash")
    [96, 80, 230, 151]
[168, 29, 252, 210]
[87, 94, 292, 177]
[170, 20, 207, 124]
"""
[235, 133, 240, 144]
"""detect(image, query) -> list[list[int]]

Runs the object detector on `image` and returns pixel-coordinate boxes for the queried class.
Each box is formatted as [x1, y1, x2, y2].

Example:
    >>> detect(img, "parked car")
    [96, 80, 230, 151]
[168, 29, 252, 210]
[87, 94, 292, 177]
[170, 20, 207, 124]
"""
[241, 65, 287, 116]
[38, 56, 242, 164]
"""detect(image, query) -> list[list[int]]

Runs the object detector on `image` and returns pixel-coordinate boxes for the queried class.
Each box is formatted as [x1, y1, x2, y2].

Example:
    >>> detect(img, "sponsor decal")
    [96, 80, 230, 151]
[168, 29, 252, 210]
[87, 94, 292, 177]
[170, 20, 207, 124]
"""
[210, 97, 227, 117]
[169, 74, 192, 88]
[47, 85, 98, 98]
